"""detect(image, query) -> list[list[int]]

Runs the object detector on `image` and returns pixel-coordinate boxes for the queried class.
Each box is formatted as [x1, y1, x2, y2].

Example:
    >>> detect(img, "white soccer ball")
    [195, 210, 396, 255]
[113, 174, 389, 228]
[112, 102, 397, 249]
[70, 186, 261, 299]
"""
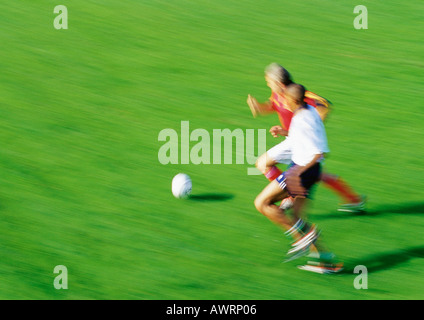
[172, 173, 192, 199]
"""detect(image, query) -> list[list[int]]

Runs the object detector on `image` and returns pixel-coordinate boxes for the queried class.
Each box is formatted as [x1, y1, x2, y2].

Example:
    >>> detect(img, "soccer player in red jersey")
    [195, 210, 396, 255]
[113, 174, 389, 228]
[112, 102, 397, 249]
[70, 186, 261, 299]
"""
[248, 63, 366, 213]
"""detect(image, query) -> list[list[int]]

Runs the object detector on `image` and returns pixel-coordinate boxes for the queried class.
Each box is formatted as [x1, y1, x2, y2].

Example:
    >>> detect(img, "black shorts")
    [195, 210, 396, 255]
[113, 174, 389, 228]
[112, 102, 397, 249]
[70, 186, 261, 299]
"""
[276, 162, 322, 197]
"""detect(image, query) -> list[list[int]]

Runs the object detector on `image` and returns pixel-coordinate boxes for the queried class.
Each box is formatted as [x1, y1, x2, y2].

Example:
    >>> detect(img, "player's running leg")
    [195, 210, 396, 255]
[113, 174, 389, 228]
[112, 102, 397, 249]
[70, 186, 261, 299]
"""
[255, 152, 282, 181]
[321, 172, 366, 213]
[256, 140, 293, 181]
[254, 180, 293, 230]
[256, 141, 295, 209]
[281, 164, 340, 263]
[254, 179, 317, 257]
[254, 173, 322, 262]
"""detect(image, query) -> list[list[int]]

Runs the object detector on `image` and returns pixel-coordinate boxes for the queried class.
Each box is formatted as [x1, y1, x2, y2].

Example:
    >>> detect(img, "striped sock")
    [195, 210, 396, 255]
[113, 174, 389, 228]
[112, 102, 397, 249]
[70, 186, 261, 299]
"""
[285, 219, 306, 239]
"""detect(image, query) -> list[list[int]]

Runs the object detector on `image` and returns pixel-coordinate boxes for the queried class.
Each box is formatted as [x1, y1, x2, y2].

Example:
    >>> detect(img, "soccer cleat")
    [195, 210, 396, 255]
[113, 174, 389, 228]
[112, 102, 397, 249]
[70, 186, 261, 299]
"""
[298, 261, 344, 274]
[280, 197, 294, 210]
[306, 251, 336, 262]
[337, 195, 367, 213]
[288, 224, 320, 255]
[284, 225, 320, 262]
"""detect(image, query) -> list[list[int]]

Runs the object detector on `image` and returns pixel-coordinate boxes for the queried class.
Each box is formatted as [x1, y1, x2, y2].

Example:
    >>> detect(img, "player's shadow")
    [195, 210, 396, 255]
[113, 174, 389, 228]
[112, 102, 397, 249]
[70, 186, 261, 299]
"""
[316, 202, 424, 220]
[367, 202, 424, 216]
[189, 193, 234, 201]
[342, 246, 424, 274]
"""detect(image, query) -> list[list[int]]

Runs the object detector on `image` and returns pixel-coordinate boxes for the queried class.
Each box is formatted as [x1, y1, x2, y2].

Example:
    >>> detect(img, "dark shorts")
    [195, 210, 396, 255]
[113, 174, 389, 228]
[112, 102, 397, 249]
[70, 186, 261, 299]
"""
[276, 162, 322, 197]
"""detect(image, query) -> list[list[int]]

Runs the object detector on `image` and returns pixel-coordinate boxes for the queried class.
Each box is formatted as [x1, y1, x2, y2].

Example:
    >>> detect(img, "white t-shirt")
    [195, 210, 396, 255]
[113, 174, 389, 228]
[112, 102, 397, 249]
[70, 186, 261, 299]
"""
[287, 105, 329, 166]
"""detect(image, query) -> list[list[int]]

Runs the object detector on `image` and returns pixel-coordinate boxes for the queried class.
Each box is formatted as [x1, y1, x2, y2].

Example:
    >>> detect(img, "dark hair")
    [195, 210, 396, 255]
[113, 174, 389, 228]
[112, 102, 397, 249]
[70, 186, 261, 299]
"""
[286, 83, 306, 103]
[280, 68, 293, 85]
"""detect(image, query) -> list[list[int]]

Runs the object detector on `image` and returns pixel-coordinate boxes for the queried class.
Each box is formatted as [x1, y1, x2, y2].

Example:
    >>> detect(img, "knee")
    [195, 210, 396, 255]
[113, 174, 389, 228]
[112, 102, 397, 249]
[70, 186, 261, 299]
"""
[255, 157, 262, 170]
[254, 195, 267, 215]
[255, 153, 267, 174]
[254, 195, 262, 212]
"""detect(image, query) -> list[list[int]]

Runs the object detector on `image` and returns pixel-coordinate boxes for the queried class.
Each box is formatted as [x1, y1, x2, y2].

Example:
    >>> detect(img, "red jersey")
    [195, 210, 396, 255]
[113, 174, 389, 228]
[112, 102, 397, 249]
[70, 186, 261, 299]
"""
[270, 92, 293, 131]
[270, 91, 330, 130]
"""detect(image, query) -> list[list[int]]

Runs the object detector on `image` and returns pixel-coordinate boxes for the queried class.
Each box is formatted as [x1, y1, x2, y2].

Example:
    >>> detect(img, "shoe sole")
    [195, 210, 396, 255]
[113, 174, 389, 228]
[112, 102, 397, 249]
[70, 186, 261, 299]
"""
[337, 208, 366, 213]
[338, 196, 367, 213]
[297, 264, 344, 274]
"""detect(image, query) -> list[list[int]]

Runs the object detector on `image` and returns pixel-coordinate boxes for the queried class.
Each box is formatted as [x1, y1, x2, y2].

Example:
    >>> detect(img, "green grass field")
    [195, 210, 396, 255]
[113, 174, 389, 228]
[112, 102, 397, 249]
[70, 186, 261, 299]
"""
[0, 0, 423, 299]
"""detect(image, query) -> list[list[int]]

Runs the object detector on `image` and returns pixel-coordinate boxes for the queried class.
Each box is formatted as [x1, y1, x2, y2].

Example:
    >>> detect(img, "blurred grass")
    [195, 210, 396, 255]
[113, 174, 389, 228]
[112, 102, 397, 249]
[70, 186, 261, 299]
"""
[0, 0, 423, 299]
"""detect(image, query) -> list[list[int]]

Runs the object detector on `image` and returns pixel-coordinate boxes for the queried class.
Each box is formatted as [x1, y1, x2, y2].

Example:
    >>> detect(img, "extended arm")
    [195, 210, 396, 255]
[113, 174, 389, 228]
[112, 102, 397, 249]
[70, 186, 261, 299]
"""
[247, 94, 275, 117]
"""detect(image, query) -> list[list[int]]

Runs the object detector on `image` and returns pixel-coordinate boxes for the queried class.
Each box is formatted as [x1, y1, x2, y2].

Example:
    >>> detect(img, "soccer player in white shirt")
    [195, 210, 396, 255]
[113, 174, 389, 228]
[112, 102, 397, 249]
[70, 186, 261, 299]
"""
[254, 83, 343, 273]
[248, 63, 366, 214]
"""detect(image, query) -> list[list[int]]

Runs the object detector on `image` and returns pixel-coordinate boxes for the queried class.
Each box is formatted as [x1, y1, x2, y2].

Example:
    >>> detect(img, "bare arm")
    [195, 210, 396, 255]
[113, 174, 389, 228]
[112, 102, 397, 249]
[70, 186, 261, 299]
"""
[247, 94, 275, 117]
[269, 125, 288, 137]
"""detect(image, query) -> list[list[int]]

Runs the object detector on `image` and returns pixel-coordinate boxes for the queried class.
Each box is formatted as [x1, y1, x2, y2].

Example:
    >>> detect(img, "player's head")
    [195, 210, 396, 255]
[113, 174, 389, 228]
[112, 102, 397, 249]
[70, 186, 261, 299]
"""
[285, 83, 306, 111]
[265, 63, 293, 93]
